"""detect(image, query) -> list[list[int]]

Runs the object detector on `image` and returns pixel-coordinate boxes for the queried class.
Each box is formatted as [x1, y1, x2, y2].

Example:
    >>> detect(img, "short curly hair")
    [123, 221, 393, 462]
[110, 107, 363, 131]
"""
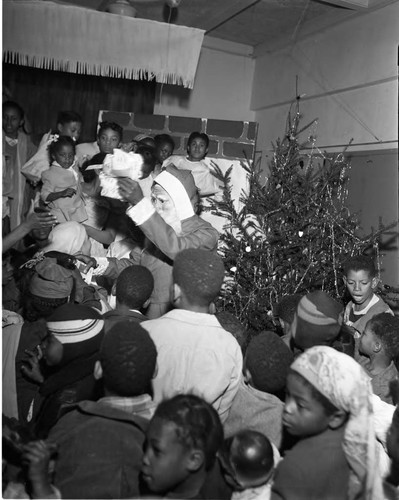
[115, 265, 154, 310]
[245, 331, 294, 395]
[154, 394, 223, 470]
[342, 255, 376, 278]
[173, 249, 225, 306]
[366, 312, 399, 361]
[100, 321, 157, 396]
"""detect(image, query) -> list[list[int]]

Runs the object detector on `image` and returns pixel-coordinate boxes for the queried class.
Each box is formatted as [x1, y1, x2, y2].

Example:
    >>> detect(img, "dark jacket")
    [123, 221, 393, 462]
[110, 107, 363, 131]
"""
[48, 400, 149, 499]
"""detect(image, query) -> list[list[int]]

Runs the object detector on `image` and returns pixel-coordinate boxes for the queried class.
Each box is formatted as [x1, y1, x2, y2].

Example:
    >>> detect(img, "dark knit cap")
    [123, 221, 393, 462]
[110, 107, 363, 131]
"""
[100, 321, 157, 396]
[293, 290, 344, 350]
[245, 331, 294, 395]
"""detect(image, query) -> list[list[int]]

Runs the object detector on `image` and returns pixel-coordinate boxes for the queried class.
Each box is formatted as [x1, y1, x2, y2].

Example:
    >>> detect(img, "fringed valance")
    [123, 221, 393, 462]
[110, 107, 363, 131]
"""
[3, 0, 204, 88]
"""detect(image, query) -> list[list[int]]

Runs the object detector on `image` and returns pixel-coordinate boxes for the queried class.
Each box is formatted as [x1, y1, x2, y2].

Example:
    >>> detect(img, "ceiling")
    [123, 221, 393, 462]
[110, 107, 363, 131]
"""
[58, 0, 396, 52]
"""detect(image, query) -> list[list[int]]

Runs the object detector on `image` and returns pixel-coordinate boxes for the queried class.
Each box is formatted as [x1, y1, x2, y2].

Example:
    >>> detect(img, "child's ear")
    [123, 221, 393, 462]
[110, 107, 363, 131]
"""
[56, 123, 62, 134]
[94, 360, 103, 380]
[186, 449, 204, 473]
[173, 283, 182, 304]
[111, 282, 117, 296]
[328, 409, 347, 430]
[342, 276, 348, 287]
[373, 341, 382, 353]
[243, 367, 253, 385]
[143, 298, 151, 309]
[371, 276, 379, 289]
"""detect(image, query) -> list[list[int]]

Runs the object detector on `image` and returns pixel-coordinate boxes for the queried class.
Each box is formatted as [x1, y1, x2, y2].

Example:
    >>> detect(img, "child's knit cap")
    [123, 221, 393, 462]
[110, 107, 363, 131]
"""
[293, 290, 344, 350]
[46, 304, 104, 345]
[245, 331, 294, 395]
[29, 258, 74, 299]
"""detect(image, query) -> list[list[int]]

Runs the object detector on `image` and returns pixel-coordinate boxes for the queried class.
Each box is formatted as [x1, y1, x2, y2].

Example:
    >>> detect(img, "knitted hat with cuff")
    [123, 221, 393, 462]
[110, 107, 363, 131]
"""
[293, 290, 344, 350]
[46, 304, 104, 346]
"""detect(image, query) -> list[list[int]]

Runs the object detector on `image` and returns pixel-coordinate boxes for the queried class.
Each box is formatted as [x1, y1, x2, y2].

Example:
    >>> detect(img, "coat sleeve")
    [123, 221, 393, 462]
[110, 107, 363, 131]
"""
[128, 207, 219, 261]
[40, 170, 55, 202]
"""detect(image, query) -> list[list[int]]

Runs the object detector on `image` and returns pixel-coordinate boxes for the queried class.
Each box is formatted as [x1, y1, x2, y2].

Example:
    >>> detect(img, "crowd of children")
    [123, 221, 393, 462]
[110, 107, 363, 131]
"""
[2, 99, 399, 499]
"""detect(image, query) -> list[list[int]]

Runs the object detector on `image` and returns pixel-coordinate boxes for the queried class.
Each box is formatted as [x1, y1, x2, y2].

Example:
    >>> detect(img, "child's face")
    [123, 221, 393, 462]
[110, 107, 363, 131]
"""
[344, 270, 376, 308]
[187, 137, 208, 161]
[141, 417, 192, 495]
[3, 107, 23, 138]
[57, 121, 82, 143]
[156, 142, 173, 164]
[358, 324, 378, 356]
[53, 144, 75, 169]
[98, 128, 121, 154]
[40, 333, 64, 366]
[283, 372, 332, 438]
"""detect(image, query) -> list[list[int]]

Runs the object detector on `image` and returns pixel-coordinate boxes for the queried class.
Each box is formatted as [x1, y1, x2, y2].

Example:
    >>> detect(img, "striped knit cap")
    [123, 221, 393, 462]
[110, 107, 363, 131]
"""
[293, 290, 344, 350]
[46, 304, 104, 345]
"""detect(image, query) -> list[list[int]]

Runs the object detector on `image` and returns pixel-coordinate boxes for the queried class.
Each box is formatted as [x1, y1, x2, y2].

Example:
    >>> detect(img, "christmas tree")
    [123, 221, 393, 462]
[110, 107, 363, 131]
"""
[208, 101, 398, 333]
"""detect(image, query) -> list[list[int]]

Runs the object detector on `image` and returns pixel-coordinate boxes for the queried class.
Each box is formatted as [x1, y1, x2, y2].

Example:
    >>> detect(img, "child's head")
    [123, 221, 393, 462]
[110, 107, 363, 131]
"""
[284, 369, 343, 438]
[244, 331, 294, 398]
[114, 265, 154, 310]
[187, 132, 209, 161]
[56, 111, 82, 143]
[97, 121, 123, 154]
[136, 144, 157, 178]
[43, 304, 104, 367]
[291, 290, 344, 351]
[154, 134, 175, 164]
[219, 430, 274, 490]
[275, 294, 303, 335]
[342, 255, 378, 308]
[97, 321, 157, 396]
[284, 345, 377, 498]
[359, 313, 399, 362]
[48, 136, 76, 169]
[142, 394, 223, 496]
[215, 311, 246, 350]
[3, 100, 25, 138]
[173, 249, 225, 308]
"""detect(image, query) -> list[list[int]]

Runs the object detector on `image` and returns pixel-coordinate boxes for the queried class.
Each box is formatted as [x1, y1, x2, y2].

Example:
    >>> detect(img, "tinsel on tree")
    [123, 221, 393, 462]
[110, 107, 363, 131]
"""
[208, 102, 398, 332]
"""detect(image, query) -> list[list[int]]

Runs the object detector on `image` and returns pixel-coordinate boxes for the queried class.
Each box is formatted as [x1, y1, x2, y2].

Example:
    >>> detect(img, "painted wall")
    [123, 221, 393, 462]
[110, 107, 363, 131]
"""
[251, 2, 399, 284]
[252, 2, 398, 157]
[154, 36, 256, 123]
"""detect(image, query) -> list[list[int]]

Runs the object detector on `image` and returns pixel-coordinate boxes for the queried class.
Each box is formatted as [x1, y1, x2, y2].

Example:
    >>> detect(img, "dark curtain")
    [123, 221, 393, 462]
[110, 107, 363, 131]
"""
[3, 63, 156, 143]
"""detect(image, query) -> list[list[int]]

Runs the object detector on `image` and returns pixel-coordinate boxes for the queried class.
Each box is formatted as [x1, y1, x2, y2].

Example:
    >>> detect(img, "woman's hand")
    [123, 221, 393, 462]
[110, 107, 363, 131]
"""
[25, 210, 57, 231]
[74, 253, 98, 274]
[118, 178, 144, 206]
